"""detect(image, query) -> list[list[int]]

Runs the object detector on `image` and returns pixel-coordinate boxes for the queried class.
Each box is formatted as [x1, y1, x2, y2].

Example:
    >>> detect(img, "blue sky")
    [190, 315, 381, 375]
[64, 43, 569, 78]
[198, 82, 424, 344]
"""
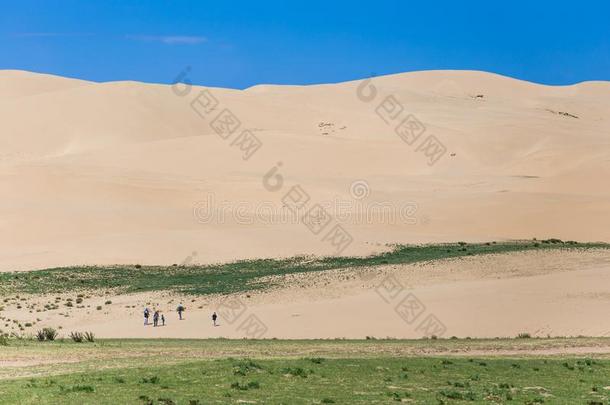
[1, 0, 609, 89]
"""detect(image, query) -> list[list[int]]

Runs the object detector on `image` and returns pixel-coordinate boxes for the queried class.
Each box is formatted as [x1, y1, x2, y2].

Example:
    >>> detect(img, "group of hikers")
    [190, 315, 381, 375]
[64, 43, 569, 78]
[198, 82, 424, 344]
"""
[143, 307, 165, 327]
[143, 303, 218, 327]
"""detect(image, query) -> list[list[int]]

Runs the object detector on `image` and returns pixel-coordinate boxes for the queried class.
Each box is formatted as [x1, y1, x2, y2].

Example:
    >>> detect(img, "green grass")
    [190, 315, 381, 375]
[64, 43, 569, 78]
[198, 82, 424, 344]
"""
[3, 338, 610, 403]
[1, 240, 606, 296]
[2, 348, 610, 404]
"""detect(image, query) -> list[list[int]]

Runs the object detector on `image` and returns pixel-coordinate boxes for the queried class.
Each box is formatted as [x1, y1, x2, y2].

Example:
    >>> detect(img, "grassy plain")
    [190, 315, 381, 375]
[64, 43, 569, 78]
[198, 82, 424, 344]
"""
[2, 338, 610, 404]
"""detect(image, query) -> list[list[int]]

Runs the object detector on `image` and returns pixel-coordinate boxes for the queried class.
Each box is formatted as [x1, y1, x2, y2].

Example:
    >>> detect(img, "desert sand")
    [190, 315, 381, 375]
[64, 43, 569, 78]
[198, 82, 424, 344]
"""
[2, 69, 610, 339]
[2, 249, 610, 339]
[1, 69, 610, 271]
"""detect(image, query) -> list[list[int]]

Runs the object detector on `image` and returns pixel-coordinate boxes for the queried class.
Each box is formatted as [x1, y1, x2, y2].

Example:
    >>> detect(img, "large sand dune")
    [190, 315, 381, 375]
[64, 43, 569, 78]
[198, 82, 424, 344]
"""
[1, 69, 609, 271]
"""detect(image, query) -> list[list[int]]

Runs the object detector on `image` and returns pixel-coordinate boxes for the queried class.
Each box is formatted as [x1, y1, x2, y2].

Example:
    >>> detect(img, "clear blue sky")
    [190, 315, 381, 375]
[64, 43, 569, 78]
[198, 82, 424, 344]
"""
[1, 0, 609, 89]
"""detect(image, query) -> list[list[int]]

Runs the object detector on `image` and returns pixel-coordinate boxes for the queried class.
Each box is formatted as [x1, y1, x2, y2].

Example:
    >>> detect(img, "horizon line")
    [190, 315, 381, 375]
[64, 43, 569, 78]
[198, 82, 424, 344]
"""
[2, 67, 610, 91]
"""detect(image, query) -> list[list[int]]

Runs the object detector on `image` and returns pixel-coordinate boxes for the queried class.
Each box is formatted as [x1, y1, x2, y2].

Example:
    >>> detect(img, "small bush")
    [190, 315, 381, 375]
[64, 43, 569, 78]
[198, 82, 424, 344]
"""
[439, 389, 464, 400]
[281, 367, 309, 378]
[70, 331, 84, 343]
[232, 359, 263, 376]
[84, 331, 95, 342]
[71, 385, 95, 393]
[36, 327, 58, 341]
[60, 384, 95, 393]
[230, 382, 247, 390]
[230, 381, 260, 390]
[140, 375, 160, 384]
[138, 395, 153, 405]
[517, 333, 531, 339]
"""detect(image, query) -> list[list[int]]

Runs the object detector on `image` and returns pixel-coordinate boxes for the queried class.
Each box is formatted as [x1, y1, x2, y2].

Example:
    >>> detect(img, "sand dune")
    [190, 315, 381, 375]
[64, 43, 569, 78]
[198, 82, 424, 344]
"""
[1, 69, 609, 271]
[5, 249, 610, 339]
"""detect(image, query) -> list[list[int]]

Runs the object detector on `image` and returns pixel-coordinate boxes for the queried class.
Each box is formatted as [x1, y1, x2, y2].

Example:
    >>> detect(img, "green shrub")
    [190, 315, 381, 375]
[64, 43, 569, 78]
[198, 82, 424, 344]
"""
[439, 389, 464, 399]
[71, 385, 95, 393]
[230, 382, 247, 390]
[60, 385, 95, 393]
[281, 367, 309, 378]
[44, 328, 58, 340]
[230, 381, 260, 390]
[140, 376, 160, 384]
[232, 359, 263, 376]
[36, 327, 58, 341]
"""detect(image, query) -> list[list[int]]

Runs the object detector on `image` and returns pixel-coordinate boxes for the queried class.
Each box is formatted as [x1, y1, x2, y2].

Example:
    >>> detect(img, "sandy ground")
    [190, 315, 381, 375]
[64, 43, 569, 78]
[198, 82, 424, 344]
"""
[2, 70, 609, 343]
[2, 249, 610, 339]
[1, 69, 610, 271]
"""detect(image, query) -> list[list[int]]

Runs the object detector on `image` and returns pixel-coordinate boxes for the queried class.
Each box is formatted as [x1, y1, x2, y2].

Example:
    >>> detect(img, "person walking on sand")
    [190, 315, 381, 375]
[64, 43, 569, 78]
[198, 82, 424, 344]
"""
[144, 307, 150, 326]
[153, 310, 159, 327]
[161, 313, 165, 326]
[177, 303, 185, 320]
[212, 311, 218, 326]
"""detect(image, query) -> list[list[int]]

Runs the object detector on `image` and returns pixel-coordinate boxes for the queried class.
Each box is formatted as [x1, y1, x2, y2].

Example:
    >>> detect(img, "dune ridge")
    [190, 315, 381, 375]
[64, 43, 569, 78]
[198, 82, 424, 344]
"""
[1, 69, 609, 271]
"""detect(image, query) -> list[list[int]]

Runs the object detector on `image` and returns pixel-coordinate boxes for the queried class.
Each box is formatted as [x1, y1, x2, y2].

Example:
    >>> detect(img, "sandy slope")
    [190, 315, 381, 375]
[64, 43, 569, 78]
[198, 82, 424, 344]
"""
[1, 69, 610, 271]
[3, 249, 610, 339]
